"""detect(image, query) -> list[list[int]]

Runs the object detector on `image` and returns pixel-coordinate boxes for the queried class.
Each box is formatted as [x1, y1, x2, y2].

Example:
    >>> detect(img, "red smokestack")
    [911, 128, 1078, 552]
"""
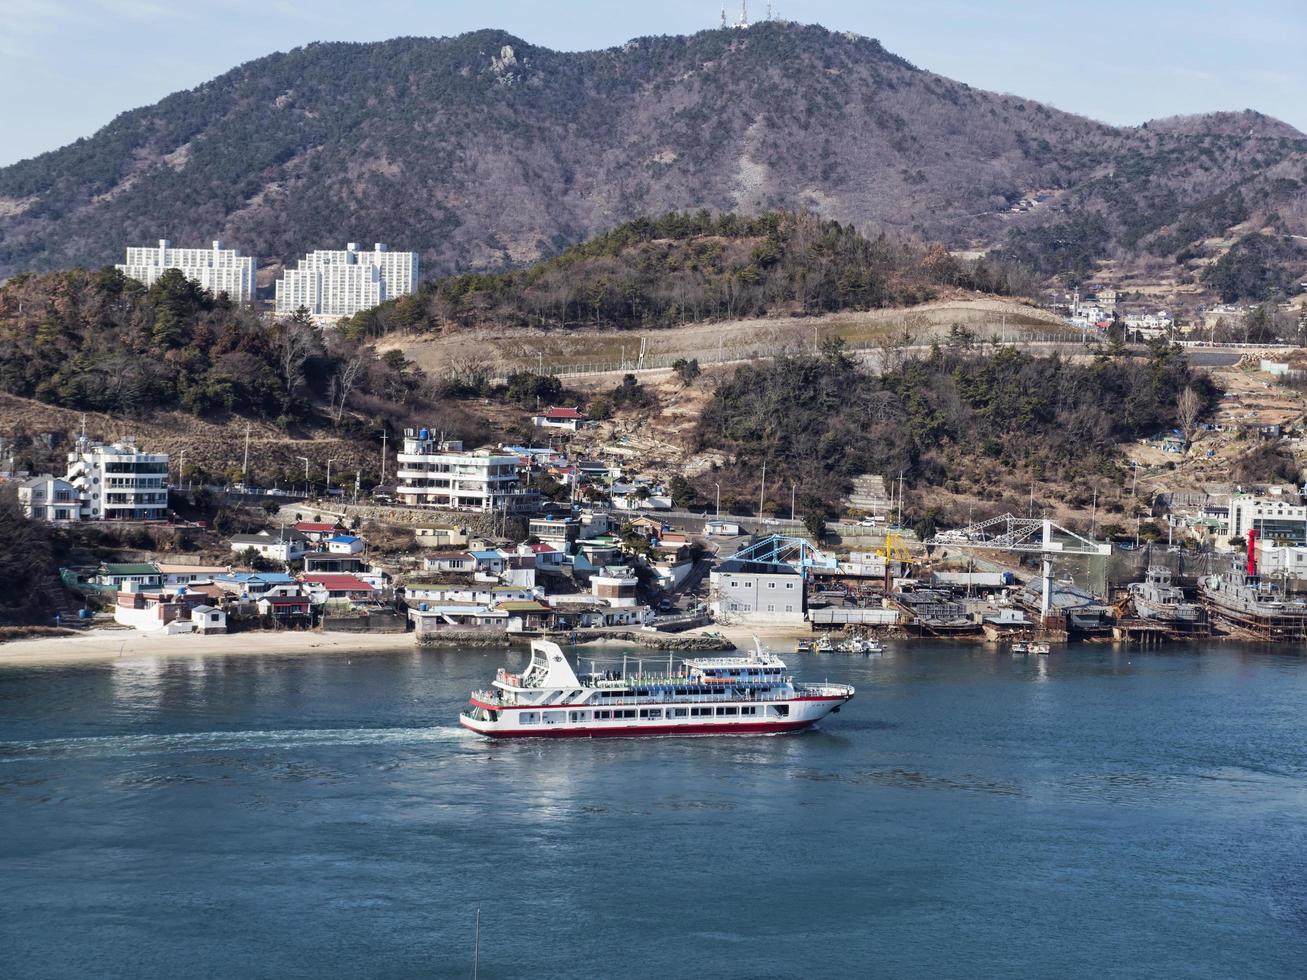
[1247, 527, 1258, 576]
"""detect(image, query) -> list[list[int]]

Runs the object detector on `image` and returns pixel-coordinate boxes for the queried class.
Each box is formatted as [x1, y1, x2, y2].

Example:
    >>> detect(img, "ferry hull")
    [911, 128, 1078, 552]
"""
[459, 716, 825, 738]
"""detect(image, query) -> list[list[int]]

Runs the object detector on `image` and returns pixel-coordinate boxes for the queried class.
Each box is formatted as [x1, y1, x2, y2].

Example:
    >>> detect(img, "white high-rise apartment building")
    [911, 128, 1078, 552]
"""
[395, 430, 537, 513]
[116, 240, 256, 304]
[275, 242, 418, 319]
[65, 439, 169, 521]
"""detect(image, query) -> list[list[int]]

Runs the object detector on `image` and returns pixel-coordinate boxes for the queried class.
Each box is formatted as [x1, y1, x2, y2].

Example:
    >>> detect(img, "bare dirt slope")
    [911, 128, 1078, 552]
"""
[381, 296, 1069, 379]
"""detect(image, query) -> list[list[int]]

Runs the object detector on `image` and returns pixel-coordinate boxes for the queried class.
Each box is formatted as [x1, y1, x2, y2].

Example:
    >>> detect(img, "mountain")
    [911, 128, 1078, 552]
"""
[2, 22, 1306, 290]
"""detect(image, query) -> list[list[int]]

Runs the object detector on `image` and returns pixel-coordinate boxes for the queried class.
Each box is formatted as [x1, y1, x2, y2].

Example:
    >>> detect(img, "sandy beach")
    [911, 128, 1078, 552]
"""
[0, 622, 823, 669]
[0, 628, 416, 668]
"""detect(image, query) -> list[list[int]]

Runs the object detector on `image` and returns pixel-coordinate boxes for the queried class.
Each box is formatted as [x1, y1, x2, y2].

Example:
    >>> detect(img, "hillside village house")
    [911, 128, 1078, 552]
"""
[293, 521, 344, 544]
[531, 407, 590, 432]
[423, 551, 476, 574]
[17, 476, 80, 522]
[327, 534, 365, 555]
[156, 563, 229, 589]
[229, 529, 309, 562]
[95, 563, 163, 590]
[212, 572, 300, 597]
[413, 525, 469, 548]
[300, 574, 376, 602]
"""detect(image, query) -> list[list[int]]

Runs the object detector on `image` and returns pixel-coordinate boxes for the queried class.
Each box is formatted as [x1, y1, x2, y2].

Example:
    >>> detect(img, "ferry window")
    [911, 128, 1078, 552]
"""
[671, 708, 688, 718]
[520, 713, 538, 724]
[716, 706, 739, 716]
[786, 582, 794, 589]
[621, 709, 637, 719]
[767, 582, 775, 589]
[691, 707, 713, 717]
[770, 705, 790, 718]
[569, 711, 589, 722]
[740, 706, 758, 716]
[767, 605, 774, 613]
[595, 710, 612, 720]
[640, 709, 663, 720]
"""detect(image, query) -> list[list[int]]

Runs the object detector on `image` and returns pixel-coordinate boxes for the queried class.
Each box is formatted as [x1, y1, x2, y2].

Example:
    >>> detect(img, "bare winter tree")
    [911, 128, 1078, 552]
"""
[331, 350, 367, 424]
[1176, 386, 1203, 441]
[273, 313, 317, 413]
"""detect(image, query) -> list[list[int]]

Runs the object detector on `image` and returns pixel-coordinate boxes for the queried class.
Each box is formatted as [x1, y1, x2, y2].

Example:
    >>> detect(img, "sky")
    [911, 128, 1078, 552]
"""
[2, 0, 1305, 167]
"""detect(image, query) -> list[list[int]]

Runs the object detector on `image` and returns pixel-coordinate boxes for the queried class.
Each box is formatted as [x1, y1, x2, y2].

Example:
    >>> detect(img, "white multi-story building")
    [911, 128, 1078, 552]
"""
[1228, 492, 1307, 545]
[275, 242, 417, 319]
[65, 439, 169, 521]
[116, 240, 256, 304]
[395, 430, 537, 512]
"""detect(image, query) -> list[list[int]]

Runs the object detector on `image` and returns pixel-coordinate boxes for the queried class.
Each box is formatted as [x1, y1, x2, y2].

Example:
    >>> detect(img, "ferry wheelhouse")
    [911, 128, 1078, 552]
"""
[460, 640, 855, 738]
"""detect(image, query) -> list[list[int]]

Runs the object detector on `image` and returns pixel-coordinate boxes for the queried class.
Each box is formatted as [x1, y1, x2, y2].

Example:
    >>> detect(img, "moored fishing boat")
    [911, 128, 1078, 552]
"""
[459, 640, 855, 738]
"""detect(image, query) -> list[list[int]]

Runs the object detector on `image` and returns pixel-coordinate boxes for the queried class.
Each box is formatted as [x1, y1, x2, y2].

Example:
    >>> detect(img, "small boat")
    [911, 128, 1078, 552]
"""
[814, 636, 834, 653]
[863, 638, 884, 655]
[796, 639, 814, 654]
[1031, 643, 1051, 655]
[1011, 641, 1028, 654]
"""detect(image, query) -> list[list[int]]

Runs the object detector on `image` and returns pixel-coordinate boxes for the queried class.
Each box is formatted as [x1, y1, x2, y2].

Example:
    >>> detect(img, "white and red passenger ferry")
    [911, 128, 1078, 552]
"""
[459, 639, 855, 738]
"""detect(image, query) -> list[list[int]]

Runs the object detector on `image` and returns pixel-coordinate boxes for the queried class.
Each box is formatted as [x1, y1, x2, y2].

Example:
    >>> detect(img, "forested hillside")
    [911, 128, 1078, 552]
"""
[696, 338, 1220, 521]
[345, 210, 1036, 338]
[0, 267, 428, 429]
[2, 22, 1305, 293]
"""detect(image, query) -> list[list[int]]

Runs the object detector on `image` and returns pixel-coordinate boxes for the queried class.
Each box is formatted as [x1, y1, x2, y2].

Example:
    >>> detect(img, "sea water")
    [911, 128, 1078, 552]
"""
[1, 643, 1305, 978]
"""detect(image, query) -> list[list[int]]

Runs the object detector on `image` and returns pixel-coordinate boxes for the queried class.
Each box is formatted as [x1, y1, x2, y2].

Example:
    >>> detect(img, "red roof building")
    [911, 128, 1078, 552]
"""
[300, 574, 375, 597]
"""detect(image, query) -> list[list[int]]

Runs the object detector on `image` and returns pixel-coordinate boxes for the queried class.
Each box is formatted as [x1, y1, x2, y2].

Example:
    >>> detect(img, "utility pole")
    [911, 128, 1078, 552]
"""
[326, 458, 337, 493]
[177, 449, 187, 489]
[1091, 488, 1098, 538]
[243, 422, 251, 484]
[297, 456, 310, 496]
[759, 460, 767, 520]
[897, 471, 904, 528]
[791, 482, 796, 522]
[714, 482, 721, 518]
[380, 429, 388, 486]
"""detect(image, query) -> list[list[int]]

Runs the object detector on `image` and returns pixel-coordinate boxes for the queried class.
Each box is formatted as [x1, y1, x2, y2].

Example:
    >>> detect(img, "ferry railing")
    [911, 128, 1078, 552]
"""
[472, 684, 849, 707]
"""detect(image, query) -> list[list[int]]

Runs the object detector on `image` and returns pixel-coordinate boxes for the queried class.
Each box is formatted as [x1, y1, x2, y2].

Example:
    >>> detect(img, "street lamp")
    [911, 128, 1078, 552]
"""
[177, 449, 187, 489]
[714, 482, 721, 519]
[297, 456, 310, 496]
[791, 482, 797, 522]
[326, 458, 338, 493]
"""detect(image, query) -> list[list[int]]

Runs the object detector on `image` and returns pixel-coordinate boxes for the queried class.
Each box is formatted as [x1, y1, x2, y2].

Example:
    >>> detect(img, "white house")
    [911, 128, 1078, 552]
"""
[189, 604, 228, 635]
[327, 534, 365, 555]
[229, 530, 309, 562]
[531, 407, 590, 431]
[16, 475, 80, 522]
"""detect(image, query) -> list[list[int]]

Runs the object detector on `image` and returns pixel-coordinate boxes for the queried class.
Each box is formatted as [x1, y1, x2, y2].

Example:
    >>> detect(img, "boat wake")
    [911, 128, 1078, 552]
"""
[0, 726, 475, 762]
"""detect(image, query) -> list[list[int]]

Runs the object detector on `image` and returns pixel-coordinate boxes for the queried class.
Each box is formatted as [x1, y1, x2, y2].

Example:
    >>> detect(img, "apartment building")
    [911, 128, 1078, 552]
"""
[274, 242, 417, 318]
[395, 430, 538, 512]
[116, 240, 256, 304]
[65, 439, 169, 521]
